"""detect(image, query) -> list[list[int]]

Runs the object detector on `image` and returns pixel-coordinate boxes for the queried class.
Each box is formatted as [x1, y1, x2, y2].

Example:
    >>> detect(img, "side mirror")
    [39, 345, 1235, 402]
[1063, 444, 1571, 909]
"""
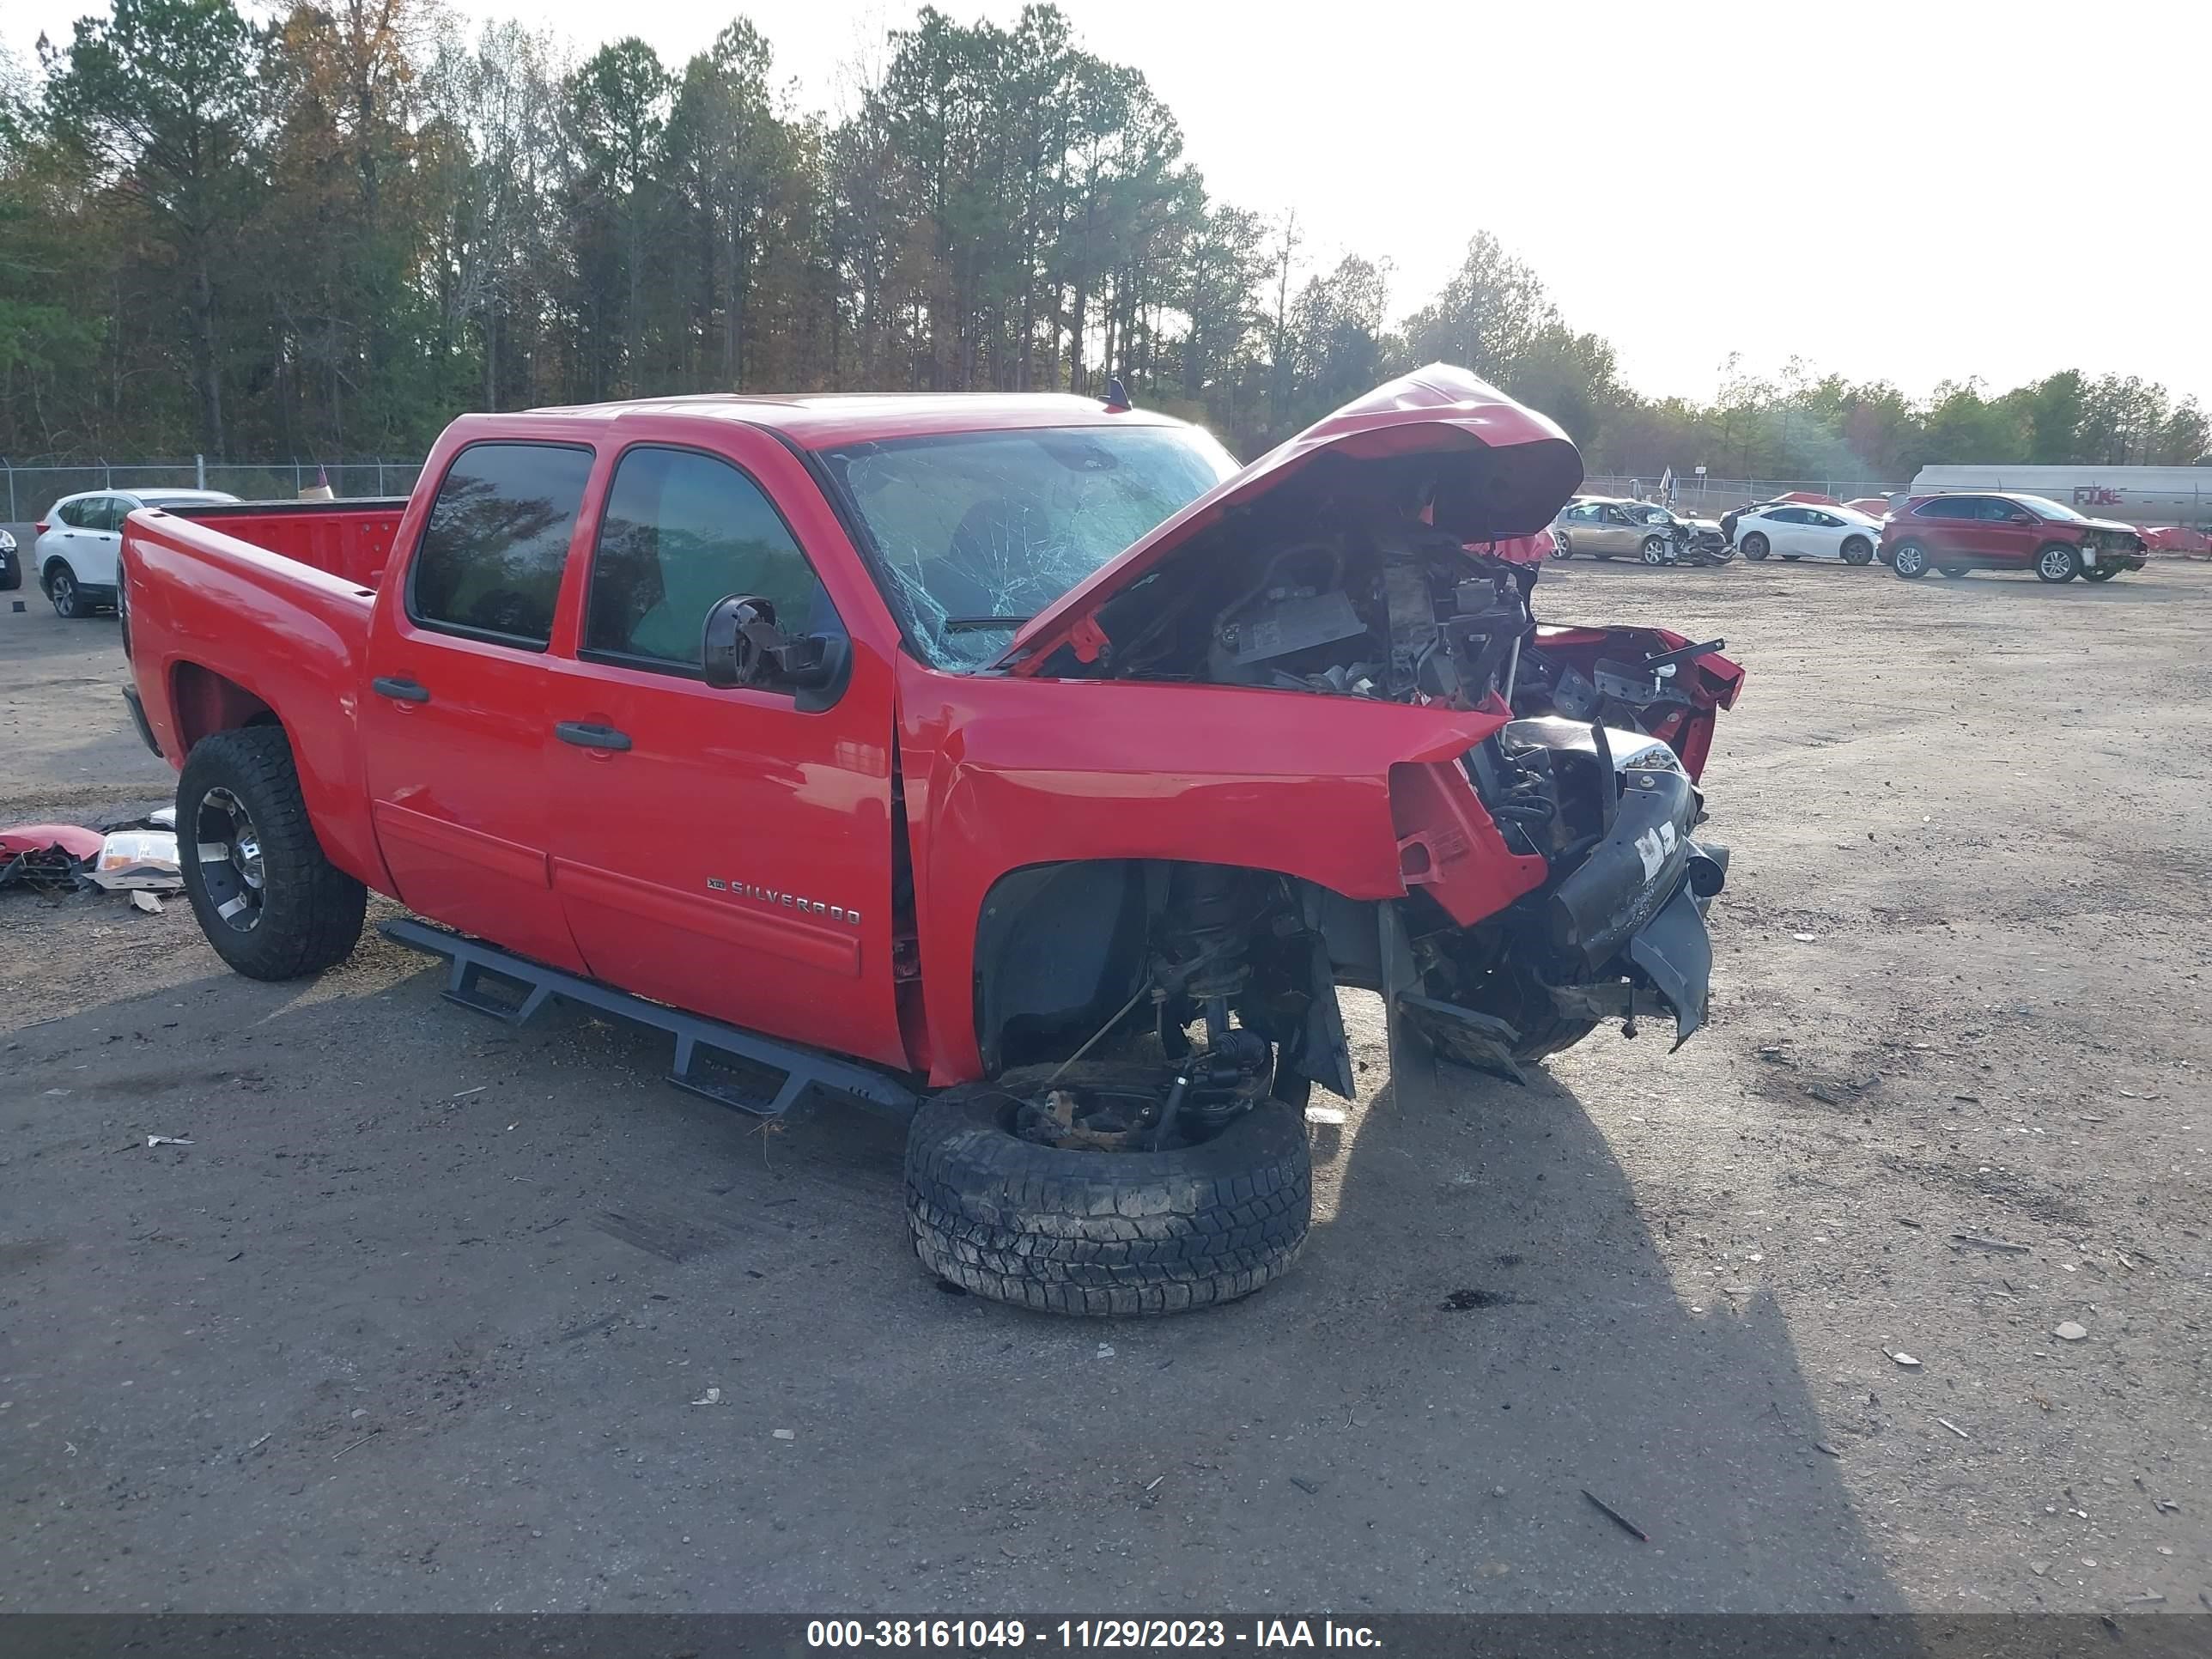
[703, 594, 781, 689]
[702, 593, 839, 693]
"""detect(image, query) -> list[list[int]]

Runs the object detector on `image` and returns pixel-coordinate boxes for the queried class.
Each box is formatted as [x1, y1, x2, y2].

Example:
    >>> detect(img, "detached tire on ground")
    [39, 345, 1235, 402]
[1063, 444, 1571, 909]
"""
[904, 1062, 1313, 1316]
[177, 726, 367, 981]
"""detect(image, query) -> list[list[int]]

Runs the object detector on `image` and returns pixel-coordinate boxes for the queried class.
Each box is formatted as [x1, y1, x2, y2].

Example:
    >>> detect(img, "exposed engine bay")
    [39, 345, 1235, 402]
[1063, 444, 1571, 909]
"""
[1018, 472, 1743, 1085]
[1062, 483, 1736, 793]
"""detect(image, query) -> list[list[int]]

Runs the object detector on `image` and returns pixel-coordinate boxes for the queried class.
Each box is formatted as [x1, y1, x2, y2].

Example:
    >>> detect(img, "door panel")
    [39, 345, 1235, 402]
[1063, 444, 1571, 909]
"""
[362, 441, 599, 972]
[1979, 500, 2044, 565]
[542, 437, 908, 1071]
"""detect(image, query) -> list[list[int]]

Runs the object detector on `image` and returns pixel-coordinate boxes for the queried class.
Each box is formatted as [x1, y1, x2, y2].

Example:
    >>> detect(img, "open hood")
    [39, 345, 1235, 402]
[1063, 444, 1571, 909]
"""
[999, 364, 1583, 672]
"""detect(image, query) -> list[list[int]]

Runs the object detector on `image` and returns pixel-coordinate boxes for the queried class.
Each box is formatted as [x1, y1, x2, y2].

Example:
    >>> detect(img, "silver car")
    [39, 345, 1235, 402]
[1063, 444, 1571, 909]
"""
[1553, 497, 1696, 563]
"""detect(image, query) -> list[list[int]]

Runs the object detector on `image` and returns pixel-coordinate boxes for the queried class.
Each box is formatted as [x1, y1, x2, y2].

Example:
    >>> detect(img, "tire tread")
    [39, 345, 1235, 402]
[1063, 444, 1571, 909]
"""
[178, 726, 366, 981]
[903, 1063, 1312, 1316]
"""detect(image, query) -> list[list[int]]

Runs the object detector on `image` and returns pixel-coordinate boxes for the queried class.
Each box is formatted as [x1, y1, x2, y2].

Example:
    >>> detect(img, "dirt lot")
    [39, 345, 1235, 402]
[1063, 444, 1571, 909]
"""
[3, 558, 2208, 1616]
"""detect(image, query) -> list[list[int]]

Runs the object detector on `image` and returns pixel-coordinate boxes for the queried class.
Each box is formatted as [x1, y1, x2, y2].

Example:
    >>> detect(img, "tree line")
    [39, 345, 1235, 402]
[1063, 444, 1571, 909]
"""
[3, 0, 2204, 478]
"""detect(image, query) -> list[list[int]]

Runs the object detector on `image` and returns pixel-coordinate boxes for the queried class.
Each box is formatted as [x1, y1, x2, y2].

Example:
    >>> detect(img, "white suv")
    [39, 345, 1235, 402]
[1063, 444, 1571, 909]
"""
[36, 488, 238, 618]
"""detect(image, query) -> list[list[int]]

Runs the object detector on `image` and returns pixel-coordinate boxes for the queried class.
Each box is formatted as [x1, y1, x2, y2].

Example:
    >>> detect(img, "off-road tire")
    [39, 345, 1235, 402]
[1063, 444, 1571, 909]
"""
[1840, 536, 1874, 565]
[1891, 541, 1931, 579]
[178, 726, 366, 980]
[1740, 533, 1769, 561]
[904, 1062, 1313, 1316]
[2035, 543, 2081, 583]
[1509, 1009, 1602, 1064]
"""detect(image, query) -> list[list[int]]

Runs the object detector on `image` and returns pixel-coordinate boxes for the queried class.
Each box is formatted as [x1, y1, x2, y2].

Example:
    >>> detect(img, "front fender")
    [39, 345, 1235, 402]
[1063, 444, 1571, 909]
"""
[896, 659, 1515, 1084]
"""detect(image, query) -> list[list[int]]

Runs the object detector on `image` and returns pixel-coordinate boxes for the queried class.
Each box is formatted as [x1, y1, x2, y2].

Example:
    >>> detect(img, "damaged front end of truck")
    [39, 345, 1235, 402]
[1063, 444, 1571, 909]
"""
[987, 364, 1744, 1101]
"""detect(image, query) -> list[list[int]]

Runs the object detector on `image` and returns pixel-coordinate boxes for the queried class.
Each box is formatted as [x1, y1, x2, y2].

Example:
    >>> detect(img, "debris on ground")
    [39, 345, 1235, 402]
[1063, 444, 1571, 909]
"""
[1884, 1348, 1923, 1370]
[1952, 1233, 2030, 1255]
[1814, 1441, 1842, 1457]
[1288, 1476, 1321, 1495]
[1096, 1343, 1115, 1359]
[1579, 1487, 1650, 1542]
[771, 1428, 796, 1440]
[0, 823, 103, 894]
[1304, 1104, 1348, 1125]
[145, 1134, 193, 1148]
[690, 1387, 723, 1406]
[1935, 1416, 1970, 1440]
[128, 890, 164, 915]
[85, 830, 182, 891]
[2053, 1322, 2088, 1342]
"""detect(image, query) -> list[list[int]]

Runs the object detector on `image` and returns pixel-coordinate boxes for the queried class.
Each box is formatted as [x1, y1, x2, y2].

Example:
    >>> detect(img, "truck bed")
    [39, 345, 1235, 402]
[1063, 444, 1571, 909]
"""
[163, 496, 410, 588]
[120, 498, 407, 893]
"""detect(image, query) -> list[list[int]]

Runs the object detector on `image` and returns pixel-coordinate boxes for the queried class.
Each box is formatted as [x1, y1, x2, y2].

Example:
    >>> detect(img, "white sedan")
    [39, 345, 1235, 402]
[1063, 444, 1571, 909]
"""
[1733, 502, 1886, 566]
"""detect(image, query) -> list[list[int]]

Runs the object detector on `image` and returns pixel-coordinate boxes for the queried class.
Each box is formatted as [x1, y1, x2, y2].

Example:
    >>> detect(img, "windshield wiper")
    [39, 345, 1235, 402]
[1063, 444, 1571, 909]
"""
[942, 615, 1035, 632]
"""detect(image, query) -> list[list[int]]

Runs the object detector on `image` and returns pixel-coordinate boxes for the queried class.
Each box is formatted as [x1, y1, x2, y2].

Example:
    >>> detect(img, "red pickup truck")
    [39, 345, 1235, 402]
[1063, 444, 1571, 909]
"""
[118, 366, 1743, 1316]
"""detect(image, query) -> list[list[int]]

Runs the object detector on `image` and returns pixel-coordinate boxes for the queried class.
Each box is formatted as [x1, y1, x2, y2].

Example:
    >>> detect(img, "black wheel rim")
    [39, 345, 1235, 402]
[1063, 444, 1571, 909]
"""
[195, 787, 266, 933]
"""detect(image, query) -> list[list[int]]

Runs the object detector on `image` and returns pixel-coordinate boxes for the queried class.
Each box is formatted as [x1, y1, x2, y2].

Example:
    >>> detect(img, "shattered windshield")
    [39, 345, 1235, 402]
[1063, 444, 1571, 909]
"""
[818, 424, 1239, 670]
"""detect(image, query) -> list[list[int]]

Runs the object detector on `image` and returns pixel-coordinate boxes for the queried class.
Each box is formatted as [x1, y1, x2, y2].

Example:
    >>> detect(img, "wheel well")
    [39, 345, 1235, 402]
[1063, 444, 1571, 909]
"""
[170, 661, 278, 755]
[973, 859, 1341, 1077]
[40, 555, 72, 586]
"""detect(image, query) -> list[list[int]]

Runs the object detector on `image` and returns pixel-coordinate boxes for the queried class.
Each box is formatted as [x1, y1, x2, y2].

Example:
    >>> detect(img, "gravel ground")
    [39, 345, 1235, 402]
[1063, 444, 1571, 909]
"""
[2, 559, 2208, 1615]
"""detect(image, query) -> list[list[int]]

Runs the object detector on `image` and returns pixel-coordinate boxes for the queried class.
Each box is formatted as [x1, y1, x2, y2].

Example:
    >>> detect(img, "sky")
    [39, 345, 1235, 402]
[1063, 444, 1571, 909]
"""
[8, 0, 2208, 410]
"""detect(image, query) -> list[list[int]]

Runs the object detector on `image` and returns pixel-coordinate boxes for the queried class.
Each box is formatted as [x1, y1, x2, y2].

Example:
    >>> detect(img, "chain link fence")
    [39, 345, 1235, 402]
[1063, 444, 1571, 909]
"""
[1581, 474, 1905, 515]
[2, 459, 423, 525]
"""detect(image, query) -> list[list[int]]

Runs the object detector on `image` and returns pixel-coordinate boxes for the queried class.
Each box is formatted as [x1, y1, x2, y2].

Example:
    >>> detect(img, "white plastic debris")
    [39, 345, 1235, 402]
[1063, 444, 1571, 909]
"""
[128, 890, 164, 915]
[1884, 1348, 1923, 1370]
[1304, 1105, 1348, 1125]
[147, 806, 177, 830]
[2053, 1321, 2088, 1342]
[146, 1134, 192, 1148]
[1791, 933, 1818, 942]
[1096, 1342, 1115, 1359]
[771, 1427, 796, 1440]
[690, 1387, 723, 1406]
[86, 830, 182, 891]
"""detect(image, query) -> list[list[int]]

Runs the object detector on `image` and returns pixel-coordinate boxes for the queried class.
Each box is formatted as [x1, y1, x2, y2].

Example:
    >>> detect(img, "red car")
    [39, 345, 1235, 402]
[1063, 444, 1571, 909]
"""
[118, 366, 1741, 1315]
[1884, 491, 2150, 583]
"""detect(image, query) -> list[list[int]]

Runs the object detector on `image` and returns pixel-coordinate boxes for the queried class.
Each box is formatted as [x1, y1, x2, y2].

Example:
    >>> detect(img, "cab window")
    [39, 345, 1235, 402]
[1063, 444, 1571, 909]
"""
[583, 445, 836, 674]
[407, 442, 595, 649]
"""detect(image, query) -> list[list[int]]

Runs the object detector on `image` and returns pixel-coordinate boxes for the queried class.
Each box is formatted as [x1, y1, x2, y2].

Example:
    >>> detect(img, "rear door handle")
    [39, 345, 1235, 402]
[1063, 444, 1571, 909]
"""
[372, 676, 430, 703]
[556, 720, 632, 752]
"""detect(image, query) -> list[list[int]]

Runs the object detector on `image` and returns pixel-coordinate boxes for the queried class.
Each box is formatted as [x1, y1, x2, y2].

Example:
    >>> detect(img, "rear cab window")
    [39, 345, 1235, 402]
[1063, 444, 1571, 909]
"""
[406, 442, 595, 649]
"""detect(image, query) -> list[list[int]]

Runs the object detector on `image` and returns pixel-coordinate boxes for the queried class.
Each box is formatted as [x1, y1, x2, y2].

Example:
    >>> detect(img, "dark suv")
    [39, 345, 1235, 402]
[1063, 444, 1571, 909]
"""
[1886, 493, 2149, 584]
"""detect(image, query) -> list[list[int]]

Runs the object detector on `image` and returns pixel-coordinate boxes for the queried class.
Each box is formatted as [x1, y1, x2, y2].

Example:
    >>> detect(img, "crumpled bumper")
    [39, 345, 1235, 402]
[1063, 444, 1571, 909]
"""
[1545, 766, 1724, 1048]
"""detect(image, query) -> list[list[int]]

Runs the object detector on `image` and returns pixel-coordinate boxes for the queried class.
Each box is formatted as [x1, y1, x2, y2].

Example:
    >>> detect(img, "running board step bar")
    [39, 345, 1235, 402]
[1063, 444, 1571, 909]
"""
[380, 918, 917, 1121]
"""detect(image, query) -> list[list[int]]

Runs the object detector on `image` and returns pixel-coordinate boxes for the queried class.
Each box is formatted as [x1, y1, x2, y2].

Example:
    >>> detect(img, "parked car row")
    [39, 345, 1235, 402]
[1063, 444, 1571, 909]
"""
[1555, 486, 2152, 587]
